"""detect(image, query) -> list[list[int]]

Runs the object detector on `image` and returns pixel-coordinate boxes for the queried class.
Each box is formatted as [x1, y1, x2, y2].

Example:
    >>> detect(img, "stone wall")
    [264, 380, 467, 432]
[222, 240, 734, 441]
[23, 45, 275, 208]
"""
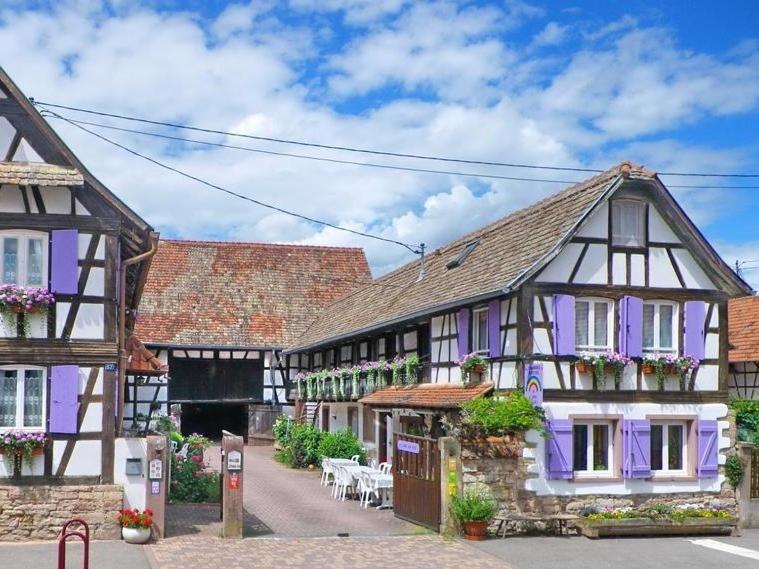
[0, 484, 123, 541]
[460, 436, 736, 535]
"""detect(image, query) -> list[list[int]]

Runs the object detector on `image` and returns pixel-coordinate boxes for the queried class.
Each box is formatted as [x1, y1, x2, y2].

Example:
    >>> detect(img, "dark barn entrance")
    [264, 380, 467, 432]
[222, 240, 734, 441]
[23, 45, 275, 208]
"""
[169, 353, 264, 439]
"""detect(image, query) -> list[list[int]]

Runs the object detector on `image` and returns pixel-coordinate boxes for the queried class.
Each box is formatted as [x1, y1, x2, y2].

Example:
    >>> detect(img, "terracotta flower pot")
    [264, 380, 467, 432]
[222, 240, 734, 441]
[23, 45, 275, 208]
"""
[642, 363, 655, 374]
[463, 520, 489, 541]
[576, 361, 589, 373]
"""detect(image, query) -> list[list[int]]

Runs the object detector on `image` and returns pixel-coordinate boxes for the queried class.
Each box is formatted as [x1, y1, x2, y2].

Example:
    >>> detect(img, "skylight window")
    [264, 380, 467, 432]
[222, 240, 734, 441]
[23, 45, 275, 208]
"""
[446, 239, 480, 270]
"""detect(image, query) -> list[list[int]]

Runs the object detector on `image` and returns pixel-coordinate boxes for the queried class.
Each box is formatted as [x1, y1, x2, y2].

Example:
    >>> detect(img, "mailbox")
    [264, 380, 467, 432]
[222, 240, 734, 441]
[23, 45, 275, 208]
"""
[125, 458, 143, 476]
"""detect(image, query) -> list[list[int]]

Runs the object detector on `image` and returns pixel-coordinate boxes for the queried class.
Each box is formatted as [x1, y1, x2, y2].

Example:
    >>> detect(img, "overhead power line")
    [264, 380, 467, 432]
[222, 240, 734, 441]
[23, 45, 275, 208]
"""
[44, 110, 422, 255]
[41, 113, 759, 190]
[32, 100, 759, 179]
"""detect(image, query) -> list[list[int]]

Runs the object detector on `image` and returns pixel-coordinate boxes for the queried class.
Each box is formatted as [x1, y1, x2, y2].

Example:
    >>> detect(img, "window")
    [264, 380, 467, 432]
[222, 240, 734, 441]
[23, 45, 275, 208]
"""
[611, 200, 645, 247]
[643, 301, 678, 353]
[575, 299, 612, 352]
[362, 405, 376, 443]
[472, 307, 489, 353]
[313, 352, 323, 369]
[0, 232, 47, 286]
[446, 239, 480, 269]
[376, 338, 386, 360]
[651, 422, 687, 474]
[573, 422, 613, 475]
[0, 367, 45, 430]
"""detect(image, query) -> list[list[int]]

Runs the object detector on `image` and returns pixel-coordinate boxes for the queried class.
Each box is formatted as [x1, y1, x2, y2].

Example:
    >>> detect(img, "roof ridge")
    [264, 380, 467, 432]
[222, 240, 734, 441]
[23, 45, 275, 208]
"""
[160, 238, 366, 252]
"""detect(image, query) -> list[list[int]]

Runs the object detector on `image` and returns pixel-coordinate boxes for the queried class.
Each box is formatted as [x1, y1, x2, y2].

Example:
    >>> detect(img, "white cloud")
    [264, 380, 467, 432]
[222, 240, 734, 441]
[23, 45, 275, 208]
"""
[532, 21, 568, 47]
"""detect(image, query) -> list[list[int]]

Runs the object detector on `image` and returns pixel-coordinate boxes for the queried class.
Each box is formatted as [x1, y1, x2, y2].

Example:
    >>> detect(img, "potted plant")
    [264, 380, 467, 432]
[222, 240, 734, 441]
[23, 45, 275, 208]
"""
[450, 485, 497, 540]
[117, 508, 154, 544]
[0, 284, 55, 338]
[0, 431, 46, 476]
[457, 352, 489, 384]
[577, 352, 632, 389]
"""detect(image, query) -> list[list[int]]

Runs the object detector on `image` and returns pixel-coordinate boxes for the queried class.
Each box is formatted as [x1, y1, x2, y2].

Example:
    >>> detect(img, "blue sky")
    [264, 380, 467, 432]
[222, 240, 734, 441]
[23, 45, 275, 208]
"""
[1, 0, 757, 282]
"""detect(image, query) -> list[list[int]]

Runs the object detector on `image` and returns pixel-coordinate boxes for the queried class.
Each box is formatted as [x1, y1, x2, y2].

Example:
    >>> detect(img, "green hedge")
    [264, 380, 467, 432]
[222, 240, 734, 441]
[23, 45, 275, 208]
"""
[273, 417, 366, 468]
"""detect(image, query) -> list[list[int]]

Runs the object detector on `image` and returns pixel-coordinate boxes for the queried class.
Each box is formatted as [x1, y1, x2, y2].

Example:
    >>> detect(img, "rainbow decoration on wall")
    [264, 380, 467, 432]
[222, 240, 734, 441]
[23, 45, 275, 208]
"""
[524, 363, 543, 407]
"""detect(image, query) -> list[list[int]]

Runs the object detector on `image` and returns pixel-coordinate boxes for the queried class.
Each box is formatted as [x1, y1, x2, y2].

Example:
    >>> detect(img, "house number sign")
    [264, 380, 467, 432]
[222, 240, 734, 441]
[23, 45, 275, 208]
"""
[227, 450, 242, 471]
[149, 459, 163, 480]
[397, 440, 420, 454]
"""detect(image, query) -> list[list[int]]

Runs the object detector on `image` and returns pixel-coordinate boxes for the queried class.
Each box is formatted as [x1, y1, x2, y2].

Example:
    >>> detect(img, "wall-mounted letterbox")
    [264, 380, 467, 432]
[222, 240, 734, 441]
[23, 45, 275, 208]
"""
[125, 458, 143, 476]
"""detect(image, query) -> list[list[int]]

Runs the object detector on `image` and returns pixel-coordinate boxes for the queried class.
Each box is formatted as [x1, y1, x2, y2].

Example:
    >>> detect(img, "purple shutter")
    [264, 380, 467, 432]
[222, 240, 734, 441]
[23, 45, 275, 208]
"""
[552, 295, 575, 356]
[623, 420, 651, 478]
[457, 308, 470, 359]
[51, 229, 79, 294]
[49, 365, 79, 434]
[546, 419, 573, 479]
[487, 299, 501, 358]
[697, 420, 719, 477]
[684, 301, 706, 360]
[618, 296, 643, 358]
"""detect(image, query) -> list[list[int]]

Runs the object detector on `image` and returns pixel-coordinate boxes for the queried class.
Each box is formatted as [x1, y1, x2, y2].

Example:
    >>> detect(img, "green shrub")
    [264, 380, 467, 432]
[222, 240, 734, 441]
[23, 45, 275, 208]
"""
[273, 416, 294, 447]
[732, 399, 759, 434]
[169, 430, 184, 445]
[456, 392, 545, 437]
[288, 422, 325, 468]
[170, 455, 220, 503]
[725, 454, 744, 488]
[450, 485, 497, 523]
[318, 428, 366, 464]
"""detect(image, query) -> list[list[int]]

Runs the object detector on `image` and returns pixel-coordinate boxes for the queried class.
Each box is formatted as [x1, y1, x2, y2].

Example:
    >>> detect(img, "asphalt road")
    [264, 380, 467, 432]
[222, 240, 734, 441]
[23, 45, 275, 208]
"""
[470, 529, 759, 569]
[0, 539, 151, 569]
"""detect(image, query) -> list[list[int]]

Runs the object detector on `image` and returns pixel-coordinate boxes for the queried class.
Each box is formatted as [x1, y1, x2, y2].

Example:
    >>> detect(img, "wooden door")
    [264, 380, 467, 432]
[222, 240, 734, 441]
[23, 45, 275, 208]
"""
[393, 434, 441, 531]
[322, 405, 330, 432]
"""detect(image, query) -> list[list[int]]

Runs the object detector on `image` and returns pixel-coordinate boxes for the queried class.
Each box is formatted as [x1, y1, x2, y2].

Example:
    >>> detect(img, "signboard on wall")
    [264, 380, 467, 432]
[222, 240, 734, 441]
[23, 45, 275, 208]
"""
[524, 363, 543, 407]
[227, 450, 242, 471]
[148, 459, 163, 480]
[397, 440, 420, 454]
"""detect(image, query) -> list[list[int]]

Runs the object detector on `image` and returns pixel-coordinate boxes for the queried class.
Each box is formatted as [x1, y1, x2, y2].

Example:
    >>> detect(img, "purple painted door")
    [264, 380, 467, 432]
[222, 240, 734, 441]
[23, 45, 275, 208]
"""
[552, 295, 575, 356]
[623, 419, 651, 478]
[618, 296, 643, 358]
[49, 365, 79, 434]
[697, 419, 719, 477]
[487, 299, 501, 358]
[51, 230, 78, 294]
[457, 308, 470, 359]
[546, 419, 573, 479]
[684, 301, 706, 360]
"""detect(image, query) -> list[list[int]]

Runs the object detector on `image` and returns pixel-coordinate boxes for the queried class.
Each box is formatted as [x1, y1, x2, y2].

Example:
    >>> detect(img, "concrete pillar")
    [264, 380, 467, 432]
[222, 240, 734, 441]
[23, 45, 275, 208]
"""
[221, 430, 244, 538]
[438, 436, 462, 536]
[737, 443, 758, 529]
[145, 435, 168, 539]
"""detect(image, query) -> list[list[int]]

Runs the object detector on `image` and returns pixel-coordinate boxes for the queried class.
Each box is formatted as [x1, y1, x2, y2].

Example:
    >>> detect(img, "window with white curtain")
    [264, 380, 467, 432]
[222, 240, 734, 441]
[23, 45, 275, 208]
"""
[651, 422, 688, 474]
[0, 231, 47, 287]
[0, 367, 45, 430]
[611, 200, 646, 247]
[575, 298, 612, 352]
[643, 301, 678, 354]
[472, 307, 489, 353]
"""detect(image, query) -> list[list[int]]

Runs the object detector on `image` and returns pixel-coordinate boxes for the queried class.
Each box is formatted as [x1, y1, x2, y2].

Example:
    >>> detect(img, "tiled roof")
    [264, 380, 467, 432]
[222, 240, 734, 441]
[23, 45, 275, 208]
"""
[290, 163, 647, 351]
[134, 239, 371, 348]
[729, 296, 759, 362]
[359, 382, 494, 409]
[0, 161, 84, 186]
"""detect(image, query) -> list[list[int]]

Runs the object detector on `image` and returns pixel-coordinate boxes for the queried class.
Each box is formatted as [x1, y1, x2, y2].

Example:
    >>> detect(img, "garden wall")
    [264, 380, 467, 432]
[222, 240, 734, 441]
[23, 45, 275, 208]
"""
[0, 484, 122, 541]
[460, 436, 737, 535]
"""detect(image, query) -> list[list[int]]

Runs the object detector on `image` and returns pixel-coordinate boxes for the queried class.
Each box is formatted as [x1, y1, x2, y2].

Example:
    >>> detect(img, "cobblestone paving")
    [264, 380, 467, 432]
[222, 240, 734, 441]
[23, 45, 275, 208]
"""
[146, 535, 511, 569]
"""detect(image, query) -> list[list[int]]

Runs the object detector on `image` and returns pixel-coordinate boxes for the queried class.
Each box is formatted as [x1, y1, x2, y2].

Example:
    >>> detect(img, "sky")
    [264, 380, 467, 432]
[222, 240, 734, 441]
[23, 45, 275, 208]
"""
[1, 0, 758, 284]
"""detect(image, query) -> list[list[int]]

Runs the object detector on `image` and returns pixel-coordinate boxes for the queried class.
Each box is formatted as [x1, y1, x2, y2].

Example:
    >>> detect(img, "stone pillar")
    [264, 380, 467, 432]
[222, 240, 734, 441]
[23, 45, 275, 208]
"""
[737, 443, 758, 528]
[145, 434, 168, 539]
[438, 436, 461, 536]
[221, 430, 244, 538]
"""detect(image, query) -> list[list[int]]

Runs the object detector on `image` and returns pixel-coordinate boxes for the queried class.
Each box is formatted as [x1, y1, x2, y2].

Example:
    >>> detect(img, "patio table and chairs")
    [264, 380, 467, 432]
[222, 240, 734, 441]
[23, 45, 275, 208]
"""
[323, 457, 394, 509]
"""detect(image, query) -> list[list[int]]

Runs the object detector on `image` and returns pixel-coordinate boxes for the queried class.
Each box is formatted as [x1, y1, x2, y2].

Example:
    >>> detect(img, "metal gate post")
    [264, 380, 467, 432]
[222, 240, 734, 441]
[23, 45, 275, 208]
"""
[57, 519, 90, 569]
[221, 430, 244, 538]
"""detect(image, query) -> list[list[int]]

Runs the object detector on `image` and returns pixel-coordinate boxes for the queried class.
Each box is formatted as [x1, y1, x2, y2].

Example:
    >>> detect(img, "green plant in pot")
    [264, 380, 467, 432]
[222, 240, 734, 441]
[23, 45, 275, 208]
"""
[450, 484, 497, 541]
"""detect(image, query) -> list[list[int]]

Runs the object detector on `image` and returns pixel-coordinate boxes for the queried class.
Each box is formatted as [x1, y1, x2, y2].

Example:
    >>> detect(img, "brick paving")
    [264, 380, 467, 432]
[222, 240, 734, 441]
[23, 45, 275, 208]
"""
[146, 535, 511, 568]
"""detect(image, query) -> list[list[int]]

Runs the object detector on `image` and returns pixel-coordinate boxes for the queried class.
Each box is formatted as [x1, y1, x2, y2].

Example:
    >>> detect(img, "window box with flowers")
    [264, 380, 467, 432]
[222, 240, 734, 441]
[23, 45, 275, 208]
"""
[117, 508, 154, 544]
[0, 431, 46, 478]
[456, 352, 489, 384]
[0, 285, 55, 339]
[642, 355, 700, 391]
[576, 352, 633, 390]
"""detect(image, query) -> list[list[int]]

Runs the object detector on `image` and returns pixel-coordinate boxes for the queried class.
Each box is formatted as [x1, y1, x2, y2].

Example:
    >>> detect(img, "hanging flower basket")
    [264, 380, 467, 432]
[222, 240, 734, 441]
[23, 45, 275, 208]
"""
[457, 352, 489, 384]
[0, 285, 55, 338]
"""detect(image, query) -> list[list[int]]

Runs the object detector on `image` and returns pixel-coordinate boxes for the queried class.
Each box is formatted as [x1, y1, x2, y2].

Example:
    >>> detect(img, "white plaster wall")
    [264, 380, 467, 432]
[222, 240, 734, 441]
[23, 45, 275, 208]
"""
[0, 454, 44, 476]
[525, 402, 729, 496]
[80, 402, 103, 432]
[536, 243, 582, 282]
[52, 440, 101, 476]
[82, 267, 105, 296]
[575, 202, 608, 238]
[612, 252, 625, 285]
[648, 206, 680, 243]
[649, 247, 680, 288]
[630, 254, 645, 286]
[0, 186, 25, 213]
[70, 303, 105, 340]
[672, 249, 716, 289]
[574, 244, 607, 284]
[494, 361, 518, 389]
[74, 199, 91, 216]
[39, 187, 71, 214]
[115, 437, 148, 510]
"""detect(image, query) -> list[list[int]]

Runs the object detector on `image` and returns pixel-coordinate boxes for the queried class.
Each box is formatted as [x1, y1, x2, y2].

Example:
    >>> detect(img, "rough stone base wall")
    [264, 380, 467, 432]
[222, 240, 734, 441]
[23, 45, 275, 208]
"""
[0, 484, 123, 541]
[461, 438, 736, 536]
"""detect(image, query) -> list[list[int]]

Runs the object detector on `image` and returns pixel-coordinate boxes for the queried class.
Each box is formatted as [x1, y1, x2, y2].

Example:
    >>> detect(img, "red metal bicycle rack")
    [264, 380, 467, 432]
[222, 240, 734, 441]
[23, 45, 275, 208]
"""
[58, 519, 90, 569]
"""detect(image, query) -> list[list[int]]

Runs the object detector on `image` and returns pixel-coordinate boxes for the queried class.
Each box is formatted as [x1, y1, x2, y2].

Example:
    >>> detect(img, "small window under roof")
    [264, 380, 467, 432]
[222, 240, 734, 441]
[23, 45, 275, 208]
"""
[446, 239, 480, 269]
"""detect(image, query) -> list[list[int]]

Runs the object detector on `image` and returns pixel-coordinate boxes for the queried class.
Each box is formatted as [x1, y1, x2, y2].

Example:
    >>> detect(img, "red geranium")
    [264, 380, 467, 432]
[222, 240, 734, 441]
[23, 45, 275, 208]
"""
[116, 508, 154, 529]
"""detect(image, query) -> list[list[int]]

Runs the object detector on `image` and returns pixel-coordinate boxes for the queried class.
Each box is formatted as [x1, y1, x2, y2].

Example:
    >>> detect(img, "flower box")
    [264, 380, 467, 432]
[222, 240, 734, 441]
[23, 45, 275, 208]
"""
[576, 517, 737, 539]
[576, 361, 590, 373]
[642, 363, 674, 375]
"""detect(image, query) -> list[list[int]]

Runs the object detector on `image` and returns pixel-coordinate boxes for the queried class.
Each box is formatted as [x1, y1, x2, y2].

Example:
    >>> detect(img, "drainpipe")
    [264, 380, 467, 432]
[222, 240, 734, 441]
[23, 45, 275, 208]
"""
[117, 232, 159, 436]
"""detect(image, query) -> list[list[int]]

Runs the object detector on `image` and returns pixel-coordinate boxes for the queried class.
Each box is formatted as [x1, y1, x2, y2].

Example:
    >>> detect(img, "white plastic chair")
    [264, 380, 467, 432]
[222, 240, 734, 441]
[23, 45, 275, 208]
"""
[334, 465, 355, 501]
[170, 440, 178, 454]
[176, 443, 189, 459]
[358, 472, 380, 509]
[369, 458, 378, 470]
[350, 454, 360, 464]
[378, 461, 392, 475]
[321, 457, 334, 487]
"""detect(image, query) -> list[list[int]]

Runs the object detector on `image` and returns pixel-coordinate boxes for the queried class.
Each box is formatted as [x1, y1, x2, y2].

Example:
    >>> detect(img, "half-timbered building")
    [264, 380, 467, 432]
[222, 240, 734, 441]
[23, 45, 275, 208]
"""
[727, 296, 759, 399]
[287, 161, 750, 505]
[131, 239, 370, 440]
[0, 67, 156, 539]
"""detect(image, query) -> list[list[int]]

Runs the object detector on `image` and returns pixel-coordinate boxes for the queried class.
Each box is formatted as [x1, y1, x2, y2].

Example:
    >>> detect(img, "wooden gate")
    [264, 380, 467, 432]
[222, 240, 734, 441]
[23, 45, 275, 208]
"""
[393, 434, 441, 531]
[751, 446, 759, 499]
